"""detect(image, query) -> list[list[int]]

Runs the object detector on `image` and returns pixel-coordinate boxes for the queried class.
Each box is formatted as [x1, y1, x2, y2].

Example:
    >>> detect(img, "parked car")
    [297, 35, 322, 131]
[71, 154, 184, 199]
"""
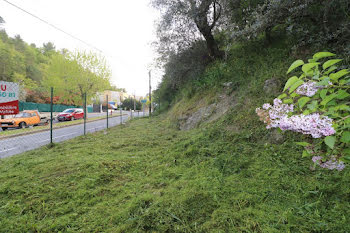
[0, 110, 49, 131]
[57, 108, 84, 121]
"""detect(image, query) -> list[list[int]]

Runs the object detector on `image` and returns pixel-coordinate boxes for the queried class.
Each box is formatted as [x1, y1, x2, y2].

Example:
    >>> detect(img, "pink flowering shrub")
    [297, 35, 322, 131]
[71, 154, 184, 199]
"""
[256, 52, 350, 171]
[295, 80, 330, 97]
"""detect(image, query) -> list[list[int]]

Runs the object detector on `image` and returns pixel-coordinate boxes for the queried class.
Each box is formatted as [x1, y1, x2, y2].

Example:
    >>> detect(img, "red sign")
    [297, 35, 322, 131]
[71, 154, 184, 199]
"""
[0, 81, 19, 115]
[0, 100, 19, 115]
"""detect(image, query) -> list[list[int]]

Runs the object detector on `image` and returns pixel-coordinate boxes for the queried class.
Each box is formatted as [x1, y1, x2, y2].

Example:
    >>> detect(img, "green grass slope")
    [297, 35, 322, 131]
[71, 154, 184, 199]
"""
[0, 116, 349, 232]
[1, 40, 349, 232]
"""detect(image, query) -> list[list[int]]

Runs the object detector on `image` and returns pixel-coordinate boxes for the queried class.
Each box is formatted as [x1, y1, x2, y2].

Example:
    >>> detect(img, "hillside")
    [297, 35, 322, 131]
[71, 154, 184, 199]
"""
[1, 39, 349, 232]
[1, 0, 349, 231]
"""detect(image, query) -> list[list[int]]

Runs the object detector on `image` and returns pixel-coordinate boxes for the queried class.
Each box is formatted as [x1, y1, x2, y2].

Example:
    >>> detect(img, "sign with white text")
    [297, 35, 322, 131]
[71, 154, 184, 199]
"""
[0, 81, 19, 115]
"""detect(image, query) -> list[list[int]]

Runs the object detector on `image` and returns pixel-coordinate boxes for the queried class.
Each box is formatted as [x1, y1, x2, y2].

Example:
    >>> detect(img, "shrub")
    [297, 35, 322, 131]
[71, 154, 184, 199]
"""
[257, 52, 349, 170]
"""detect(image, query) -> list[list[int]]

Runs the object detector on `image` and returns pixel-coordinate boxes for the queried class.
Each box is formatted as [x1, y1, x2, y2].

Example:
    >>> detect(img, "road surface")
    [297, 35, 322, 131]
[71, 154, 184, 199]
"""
[0, 111, 146, 158]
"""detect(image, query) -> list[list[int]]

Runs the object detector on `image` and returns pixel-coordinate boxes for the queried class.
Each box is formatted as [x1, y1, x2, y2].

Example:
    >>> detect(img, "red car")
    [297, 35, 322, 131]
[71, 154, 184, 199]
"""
[57, 108, 84, 121]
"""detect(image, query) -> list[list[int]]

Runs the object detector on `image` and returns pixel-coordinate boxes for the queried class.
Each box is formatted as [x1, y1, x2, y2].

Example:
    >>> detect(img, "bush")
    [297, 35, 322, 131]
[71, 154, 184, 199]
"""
[257, 52, 350, 170]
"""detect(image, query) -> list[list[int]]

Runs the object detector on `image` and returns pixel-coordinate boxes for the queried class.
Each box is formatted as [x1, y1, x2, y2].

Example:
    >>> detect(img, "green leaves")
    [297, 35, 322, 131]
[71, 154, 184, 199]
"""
[289, 80, 304, 93]
[316, 77, 330, 86]
[302, 63, 319, 74]
[259, 52, 349, 168]
[283, 98, 293, 104]
[336, 90, 350, 100]
[320, 93, 337, 106]
[296, 142, 311, 147]
[330, 69, 349, 82]
[324, 136, 336, 149]
[322, 59, 342, 70]
[302, 150, 311, 158]
[340, 131, 350, 143]
[320, 89, 327, 100]
[283, 76, 299, 91]
[287, 60, 304, 74]
[313, 52, 335, 61]
[298, 97, 310, 109]
[306, 100, 318, 111]
[324, 66, 337, 75]
[277, 93, 287, 99]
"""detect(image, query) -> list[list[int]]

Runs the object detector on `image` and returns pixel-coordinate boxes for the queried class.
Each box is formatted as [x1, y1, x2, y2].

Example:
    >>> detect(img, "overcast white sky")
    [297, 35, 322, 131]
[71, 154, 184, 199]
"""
[0, 0, 161, 96]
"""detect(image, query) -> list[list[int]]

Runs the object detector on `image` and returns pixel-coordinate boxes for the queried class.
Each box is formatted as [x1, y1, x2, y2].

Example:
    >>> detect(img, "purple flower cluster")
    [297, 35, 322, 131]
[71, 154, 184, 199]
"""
[257, 99, 335, 138]
[312, 156, 345, 171]
[295, 80, 332, 97]
[279, 113, 336, 138]
[264, 98, 294, 129]
[295, 81, 319, 97]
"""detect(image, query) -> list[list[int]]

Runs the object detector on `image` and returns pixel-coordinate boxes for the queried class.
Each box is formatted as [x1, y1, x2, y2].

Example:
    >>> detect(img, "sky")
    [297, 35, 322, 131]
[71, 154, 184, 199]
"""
[0, 0, 162, 96]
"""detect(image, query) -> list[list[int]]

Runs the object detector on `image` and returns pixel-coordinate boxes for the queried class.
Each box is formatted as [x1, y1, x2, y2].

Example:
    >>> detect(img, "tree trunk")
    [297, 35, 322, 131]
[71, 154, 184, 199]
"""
[196, 24, 223, 60]
[265, 26, 272, 44]
[192, 0, 223, 60]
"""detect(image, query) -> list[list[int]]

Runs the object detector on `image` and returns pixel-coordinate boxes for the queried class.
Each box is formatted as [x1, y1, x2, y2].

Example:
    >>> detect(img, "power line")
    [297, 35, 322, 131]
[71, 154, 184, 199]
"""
[2, 0, 103, 53]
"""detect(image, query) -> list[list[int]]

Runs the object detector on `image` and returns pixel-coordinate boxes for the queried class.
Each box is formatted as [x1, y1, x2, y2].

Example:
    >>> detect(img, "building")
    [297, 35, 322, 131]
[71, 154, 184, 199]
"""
[96, 90, 122, 106]
[95, 90, 146, 107]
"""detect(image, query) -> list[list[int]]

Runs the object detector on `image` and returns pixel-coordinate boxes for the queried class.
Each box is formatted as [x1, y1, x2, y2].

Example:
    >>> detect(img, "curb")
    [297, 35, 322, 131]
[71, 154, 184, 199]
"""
[0, 114, 129, 141]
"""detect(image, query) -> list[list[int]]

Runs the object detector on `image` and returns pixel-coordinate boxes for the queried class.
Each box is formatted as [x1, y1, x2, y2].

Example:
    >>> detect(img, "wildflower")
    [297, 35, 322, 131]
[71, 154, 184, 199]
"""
[295, 80, 332, 97]
[257, 99, 294, 129]
[278, 113, 335, 138]
[312, 156, 322, 163]
[262, 103, 271, 110]
[312, 156, 345, 171]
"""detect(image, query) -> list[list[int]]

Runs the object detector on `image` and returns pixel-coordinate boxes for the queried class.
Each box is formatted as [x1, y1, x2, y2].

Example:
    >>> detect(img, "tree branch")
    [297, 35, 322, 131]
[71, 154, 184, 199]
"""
[209, 0, 222, 30]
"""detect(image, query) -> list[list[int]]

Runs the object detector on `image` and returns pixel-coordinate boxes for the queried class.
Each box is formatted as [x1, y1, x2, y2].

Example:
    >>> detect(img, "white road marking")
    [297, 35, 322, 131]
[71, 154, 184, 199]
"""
[0, 147, 17, 153]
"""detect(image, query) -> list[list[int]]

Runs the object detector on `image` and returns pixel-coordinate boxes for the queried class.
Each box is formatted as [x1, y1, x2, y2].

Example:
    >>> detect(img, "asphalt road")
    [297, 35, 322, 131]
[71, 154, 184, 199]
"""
[0, 111, 146, 159]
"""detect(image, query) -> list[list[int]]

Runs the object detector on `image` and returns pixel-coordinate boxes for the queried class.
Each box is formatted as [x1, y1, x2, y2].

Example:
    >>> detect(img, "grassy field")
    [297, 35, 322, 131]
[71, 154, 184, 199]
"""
[0, 114, 123, 138]
[0, 114, 349, 232]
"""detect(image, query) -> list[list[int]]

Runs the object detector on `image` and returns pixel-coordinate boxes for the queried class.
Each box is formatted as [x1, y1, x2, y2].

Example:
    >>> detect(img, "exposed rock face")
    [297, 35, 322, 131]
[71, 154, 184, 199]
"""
[268, 129, 285, 144]
[222, 82, 233, 87]
[263, 78, 281, 95]
[179, 105, 215, 130]
[178, 90, 236, 130]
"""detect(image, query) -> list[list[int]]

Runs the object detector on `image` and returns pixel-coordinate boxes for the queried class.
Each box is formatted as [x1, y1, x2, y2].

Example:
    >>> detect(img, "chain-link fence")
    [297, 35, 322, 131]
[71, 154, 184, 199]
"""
[0, 83, 147, 159]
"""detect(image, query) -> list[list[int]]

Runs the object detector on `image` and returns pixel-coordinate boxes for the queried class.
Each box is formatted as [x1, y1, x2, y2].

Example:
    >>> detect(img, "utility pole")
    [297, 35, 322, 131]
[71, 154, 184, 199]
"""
[149, 70, 152, 117]
[50, 87, 53, 144]
[84, 93, 87, 135]
[133, 92, 136, 114]
[106, 95, 109, 129]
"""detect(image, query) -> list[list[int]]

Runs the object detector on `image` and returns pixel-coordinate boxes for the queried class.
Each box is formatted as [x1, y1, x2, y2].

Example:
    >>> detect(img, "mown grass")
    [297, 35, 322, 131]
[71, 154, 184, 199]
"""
[1, 38, 349, 232]
[0, 114, 349, 232]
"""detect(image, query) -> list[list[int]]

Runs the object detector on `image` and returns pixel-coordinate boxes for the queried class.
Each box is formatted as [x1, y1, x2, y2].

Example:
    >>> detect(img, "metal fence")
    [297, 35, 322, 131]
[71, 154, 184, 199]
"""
[0, 84, 147, 159]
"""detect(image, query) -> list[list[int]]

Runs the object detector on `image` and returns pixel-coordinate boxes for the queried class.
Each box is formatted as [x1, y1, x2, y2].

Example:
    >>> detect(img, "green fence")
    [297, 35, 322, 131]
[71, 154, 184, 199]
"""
[87, 106, 93, 113]
[19, 102, 82, 113]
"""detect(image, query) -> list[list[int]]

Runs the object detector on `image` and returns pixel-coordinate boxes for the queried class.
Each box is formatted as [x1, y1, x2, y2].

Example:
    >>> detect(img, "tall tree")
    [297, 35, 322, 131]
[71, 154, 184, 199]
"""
[43, 51, 111, 105]
[42, 42, 56, 56]
[227, 0, 350, 49]
[121, 98, 141, 110]
[152, 0, 224, 60]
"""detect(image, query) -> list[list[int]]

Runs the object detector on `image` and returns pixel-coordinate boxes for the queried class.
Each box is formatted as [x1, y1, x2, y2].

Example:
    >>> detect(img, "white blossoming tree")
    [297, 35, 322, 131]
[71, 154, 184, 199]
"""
[257, 52, 349, 171]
